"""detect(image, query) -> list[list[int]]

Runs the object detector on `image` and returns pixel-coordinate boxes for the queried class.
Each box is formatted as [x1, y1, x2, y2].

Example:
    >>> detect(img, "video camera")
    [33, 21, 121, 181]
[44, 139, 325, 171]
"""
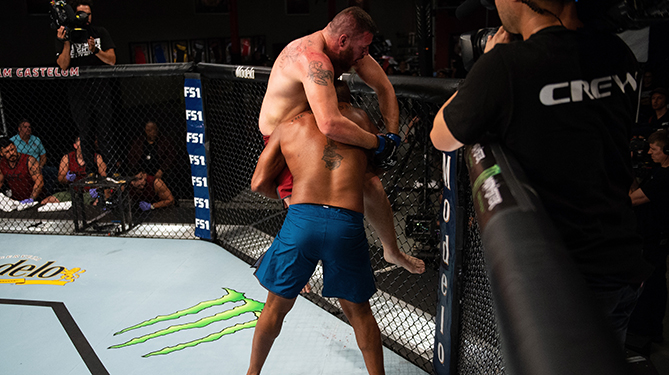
[458, 0, 669, 71]
[459, 27, 520, 72]
[630, 136, 653, 180]
[49, 0, 91, 44]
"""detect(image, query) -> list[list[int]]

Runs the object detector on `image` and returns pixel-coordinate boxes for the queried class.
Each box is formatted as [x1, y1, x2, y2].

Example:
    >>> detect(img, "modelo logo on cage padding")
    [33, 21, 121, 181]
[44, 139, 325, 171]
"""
[235, 66, 255, 80]
[0, 256, 85, 286]
[1, 67, 80, 78]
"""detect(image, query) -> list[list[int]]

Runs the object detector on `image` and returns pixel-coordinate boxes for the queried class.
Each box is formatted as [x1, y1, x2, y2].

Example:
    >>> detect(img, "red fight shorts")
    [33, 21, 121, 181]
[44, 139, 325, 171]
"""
[263, 135, 293, 199]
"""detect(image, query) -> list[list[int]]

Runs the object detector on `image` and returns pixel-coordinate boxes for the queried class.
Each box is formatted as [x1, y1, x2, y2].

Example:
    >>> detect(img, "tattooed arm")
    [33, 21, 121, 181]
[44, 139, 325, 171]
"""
[27, 156, 44, 200]
[302, 54, 378, 150]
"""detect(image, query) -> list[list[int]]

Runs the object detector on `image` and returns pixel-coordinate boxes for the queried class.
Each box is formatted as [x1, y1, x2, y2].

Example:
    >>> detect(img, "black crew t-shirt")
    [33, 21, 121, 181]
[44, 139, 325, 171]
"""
[444, 26, 651, 283]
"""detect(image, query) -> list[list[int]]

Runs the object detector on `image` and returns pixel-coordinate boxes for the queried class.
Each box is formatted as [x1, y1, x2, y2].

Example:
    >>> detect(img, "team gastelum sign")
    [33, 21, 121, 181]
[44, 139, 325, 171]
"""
[1, 67, 81, 78]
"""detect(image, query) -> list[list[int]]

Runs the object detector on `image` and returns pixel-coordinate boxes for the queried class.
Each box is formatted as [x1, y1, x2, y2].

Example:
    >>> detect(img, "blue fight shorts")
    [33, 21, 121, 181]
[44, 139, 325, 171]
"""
[254, 203, 376, 304]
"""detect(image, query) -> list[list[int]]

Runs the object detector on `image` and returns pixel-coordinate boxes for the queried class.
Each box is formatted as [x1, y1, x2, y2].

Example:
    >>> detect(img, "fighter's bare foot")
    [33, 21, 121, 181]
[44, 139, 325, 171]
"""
[384, 251, 425, 274]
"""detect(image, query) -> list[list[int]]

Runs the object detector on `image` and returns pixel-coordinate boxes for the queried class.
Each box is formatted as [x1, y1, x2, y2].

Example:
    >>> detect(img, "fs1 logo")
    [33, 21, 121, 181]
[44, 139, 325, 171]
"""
[0, 257, 85, 286]
[184, 86, 201, 99]
[186, 132, 204, 144]
[195, 218, 210, 230]
[235, 66, 255, 80]
[186, 110, 203, 122]
[191, 176, 208, 187]
[189, 154, 206, 166]
[194, 197, 210, 209]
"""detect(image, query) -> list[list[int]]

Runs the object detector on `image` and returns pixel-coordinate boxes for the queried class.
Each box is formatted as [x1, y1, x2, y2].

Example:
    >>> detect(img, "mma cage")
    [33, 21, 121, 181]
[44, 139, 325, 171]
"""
[0, 63, 628, 375]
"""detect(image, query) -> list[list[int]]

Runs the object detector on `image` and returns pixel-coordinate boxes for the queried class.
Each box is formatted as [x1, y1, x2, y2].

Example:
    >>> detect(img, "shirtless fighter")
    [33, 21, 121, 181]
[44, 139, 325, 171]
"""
[248, 83, 400, 375]
[258, 6, 423, 274]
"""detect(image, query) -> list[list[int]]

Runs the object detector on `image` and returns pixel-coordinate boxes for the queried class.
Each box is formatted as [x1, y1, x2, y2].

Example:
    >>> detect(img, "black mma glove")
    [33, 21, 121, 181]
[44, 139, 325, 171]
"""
[373, 133, 401, 170]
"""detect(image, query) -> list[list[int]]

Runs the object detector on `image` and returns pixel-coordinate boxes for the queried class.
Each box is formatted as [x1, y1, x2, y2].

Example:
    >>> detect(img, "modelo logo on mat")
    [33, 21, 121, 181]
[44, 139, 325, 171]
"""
[0, 256, 85, 286]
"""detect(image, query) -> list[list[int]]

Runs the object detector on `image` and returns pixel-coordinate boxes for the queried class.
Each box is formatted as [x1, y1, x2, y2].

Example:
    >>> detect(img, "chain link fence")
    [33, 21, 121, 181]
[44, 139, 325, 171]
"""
[0, 65, 195, 238]
[0, 63, 505, 374]
[456, 181, 504, 374]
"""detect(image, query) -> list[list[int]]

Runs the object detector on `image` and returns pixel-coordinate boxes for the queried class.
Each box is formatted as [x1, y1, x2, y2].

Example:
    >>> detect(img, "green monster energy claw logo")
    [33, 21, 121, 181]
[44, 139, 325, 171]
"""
[109, 288, 264, 357]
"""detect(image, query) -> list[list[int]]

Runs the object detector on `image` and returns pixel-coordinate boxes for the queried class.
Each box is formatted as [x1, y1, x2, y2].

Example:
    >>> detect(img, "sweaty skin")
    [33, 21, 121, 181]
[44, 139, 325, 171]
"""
[254, 103, 425, 274]
[258, 9, 421, 275]
[259, 31, 398, 149]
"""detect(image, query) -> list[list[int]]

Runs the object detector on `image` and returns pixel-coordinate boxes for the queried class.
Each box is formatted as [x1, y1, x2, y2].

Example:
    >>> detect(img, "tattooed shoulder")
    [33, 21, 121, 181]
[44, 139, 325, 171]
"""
[277, 40, 303, 69]
[308, 61, 334, 86]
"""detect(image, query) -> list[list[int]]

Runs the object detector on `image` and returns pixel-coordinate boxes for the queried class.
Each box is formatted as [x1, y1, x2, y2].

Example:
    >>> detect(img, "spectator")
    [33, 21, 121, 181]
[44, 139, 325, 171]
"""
[435, 69, 449, 78]
[127, 168, 175, 212]
[249, 50, 270, 67]
[10, 120, 46, 169]
[0, 137, 43, 209]
[127, 121, 174, 181]
[628, 129, 669, 343]
[395, 59, 413, 76]
[648, 87, 668, 131]
[56, 0, 117, 177]
[40, 137, 106, 205]
[10, 119, 58, 196]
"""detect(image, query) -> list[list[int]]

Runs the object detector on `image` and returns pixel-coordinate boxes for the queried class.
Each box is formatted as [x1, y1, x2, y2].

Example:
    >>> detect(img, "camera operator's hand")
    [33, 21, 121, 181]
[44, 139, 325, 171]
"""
[56, 26, 68, 42]
[484, 26, 514, 54]
[87, 37, 96, 53]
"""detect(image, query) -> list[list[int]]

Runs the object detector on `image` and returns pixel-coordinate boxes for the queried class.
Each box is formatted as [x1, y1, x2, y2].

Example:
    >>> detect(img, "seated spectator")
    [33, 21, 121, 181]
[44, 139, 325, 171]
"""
[628, 129, 669, 343]
[127, 121, 174, 181]
[396, 59, 413, 76]
[435, 68, 449, 78]
[10, 119, 46, 169]
[40, 137, 106, 205]
[127, 168, 174, 212]
[10, 119, 58, 195]
[0, 136, 43, 209]
[649, 87, 668, 131]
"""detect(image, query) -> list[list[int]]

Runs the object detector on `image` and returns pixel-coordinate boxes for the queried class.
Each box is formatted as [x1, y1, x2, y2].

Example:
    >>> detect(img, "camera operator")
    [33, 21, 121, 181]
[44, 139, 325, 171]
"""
[55, 0, 115, 69]
[55, 0, 118, 177]
[628, 129, 669, 343]
[430, 0, 652, 347]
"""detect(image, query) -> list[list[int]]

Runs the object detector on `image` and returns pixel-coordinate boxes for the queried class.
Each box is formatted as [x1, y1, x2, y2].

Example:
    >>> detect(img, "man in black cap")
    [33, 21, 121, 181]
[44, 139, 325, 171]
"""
[648, 87, 668, 131]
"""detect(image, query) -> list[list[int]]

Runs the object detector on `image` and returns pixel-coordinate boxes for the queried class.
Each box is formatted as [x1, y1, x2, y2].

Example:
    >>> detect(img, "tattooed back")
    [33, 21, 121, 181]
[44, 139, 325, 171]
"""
[273, 103, 375, 213]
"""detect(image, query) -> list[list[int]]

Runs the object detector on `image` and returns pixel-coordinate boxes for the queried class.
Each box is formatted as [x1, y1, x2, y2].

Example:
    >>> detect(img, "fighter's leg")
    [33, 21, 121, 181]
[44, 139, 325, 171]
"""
[247, 291, 297, 375]
[339, 298, 385, 375]
[363, 173, 425, 274]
